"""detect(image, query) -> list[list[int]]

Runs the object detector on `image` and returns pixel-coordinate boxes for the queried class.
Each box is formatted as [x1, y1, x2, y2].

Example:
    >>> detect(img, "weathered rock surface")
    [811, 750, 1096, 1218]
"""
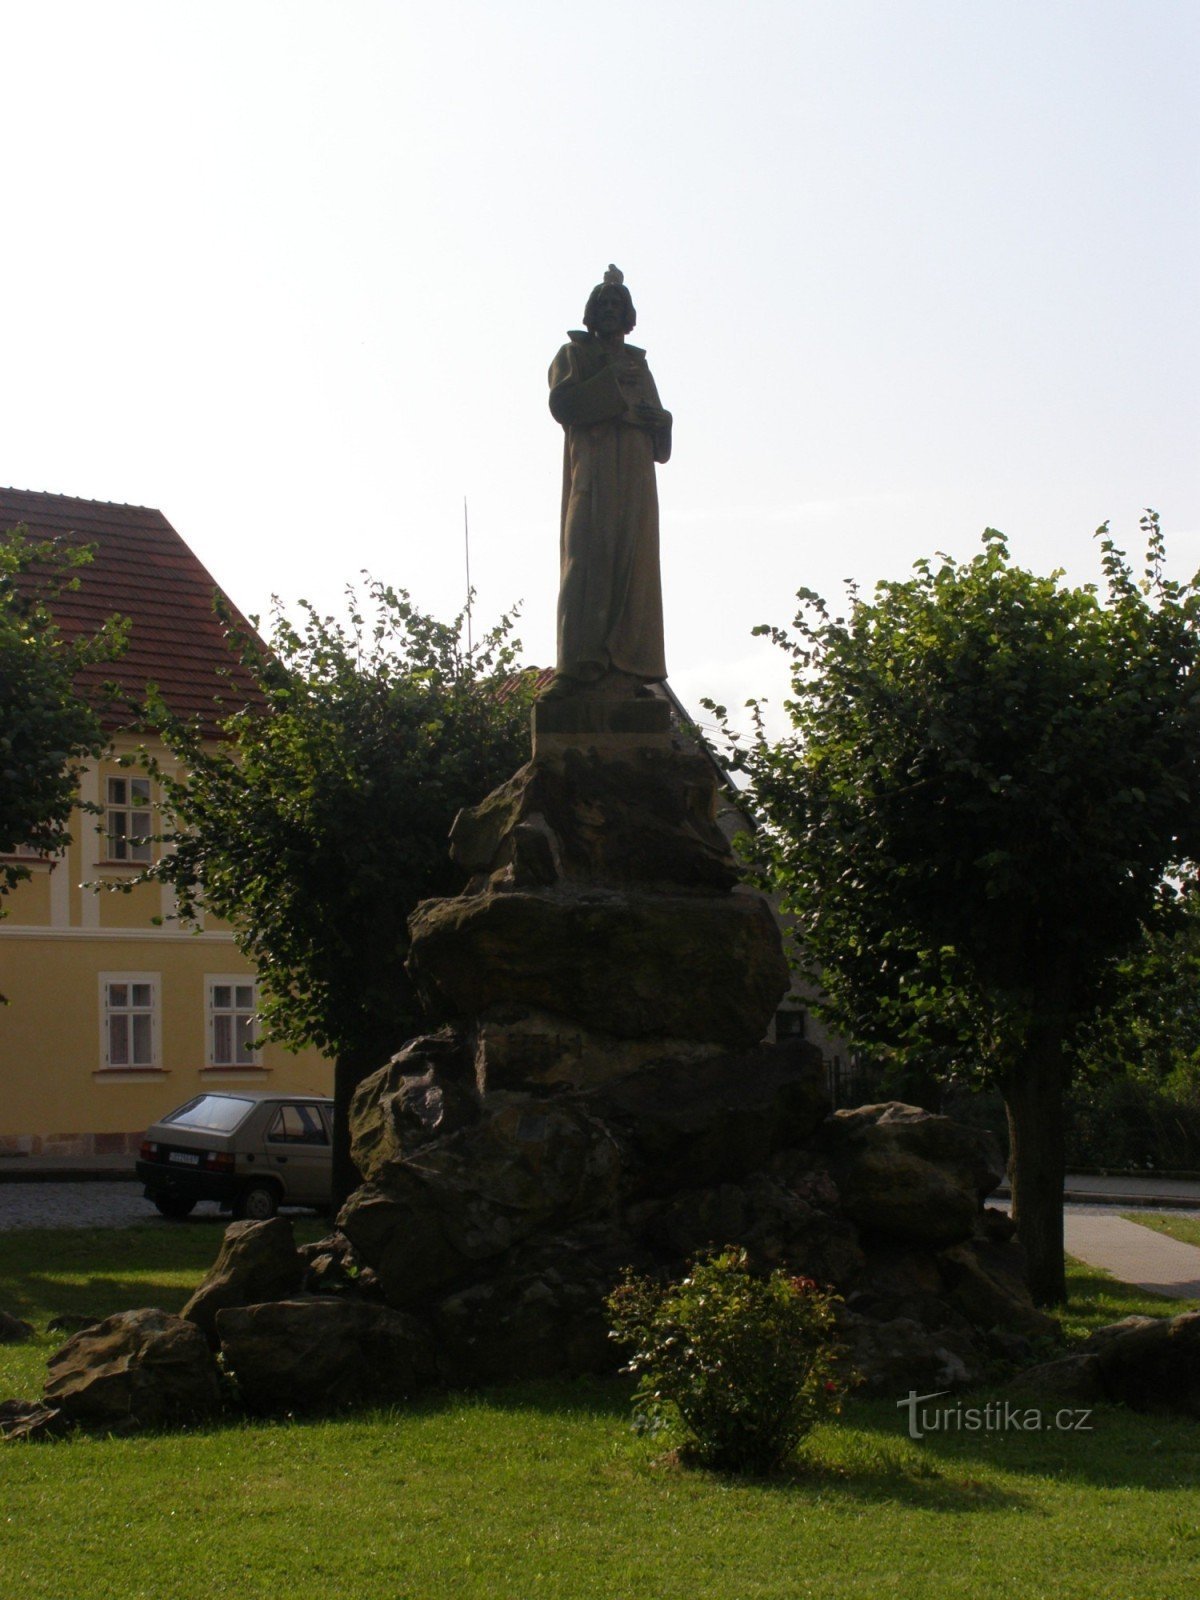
[408, 887, 788, 1050]
[1087, 1309, 1200, 1415]
[45, 1313, 103, 1336]
[471, 1006, 723, 1094]
[1010, 1311, 1200, 1414]
[433, 1224, 638, 1385]
[43, 1309, 223, 1431]
[448, 748, 740, 894]
[298, 1232, 384, 1300]
[0, 1309, 35, 1344]
[840, 1308, 986, 1395]
[0, 1399, 70, 1443]
[340, 1095, 622, 1306]
[594, 1040, 831, 1196]
[818, 1103, 1004, 1247]
[181, 1217, 305, 1346]
[216, 1298, 436, 1414]
[937, 1239, 1057, 1339]
[349, 1030, 481, 1179]
[627, 1174, 864, 1285]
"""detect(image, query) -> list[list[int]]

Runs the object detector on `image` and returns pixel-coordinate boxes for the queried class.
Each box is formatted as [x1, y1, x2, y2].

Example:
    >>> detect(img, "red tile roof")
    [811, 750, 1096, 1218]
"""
[0, 488, 261, 736]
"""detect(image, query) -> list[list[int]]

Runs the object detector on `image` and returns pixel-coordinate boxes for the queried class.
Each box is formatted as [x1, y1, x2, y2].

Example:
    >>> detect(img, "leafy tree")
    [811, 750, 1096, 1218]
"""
[0, 529, 128, 901]
[139, 581, 534, 1200]
[1077, 878, 1200, 1092]
[712, 514, 1200, 1304]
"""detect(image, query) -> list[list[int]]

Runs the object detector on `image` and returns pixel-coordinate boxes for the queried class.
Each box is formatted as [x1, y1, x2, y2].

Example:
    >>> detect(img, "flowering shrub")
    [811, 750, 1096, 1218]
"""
[606, 1246, 853, 1473]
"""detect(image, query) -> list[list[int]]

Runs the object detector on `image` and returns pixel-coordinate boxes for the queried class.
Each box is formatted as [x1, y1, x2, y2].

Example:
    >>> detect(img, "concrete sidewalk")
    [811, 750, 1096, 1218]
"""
[1063, 1206, 1200, 1301]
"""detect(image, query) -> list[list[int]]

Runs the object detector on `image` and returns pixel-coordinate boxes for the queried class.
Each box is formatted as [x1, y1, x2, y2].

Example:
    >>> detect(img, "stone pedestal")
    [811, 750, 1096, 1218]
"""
[531, 692, 672, 758]
[408, 741, 788, 1090]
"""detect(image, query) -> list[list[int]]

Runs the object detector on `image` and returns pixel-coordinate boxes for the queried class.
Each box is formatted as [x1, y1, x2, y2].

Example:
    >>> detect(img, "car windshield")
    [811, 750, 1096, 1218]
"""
[160, 1094, 256, 1133]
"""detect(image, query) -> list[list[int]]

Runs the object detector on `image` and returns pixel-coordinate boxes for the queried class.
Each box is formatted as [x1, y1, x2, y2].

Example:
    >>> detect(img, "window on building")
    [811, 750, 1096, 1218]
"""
[208, 978, 259, 1067]
[105, 776, 152, 862]
[100, 974, 159, 1068]
[775, 1008, 807, 1041]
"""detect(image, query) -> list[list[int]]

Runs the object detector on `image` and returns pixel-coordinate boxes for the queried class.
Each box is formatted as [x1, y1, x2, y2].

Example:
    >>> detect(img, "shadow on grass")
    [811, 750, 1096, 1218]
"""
[0, 1220, 328, 1326]
[845, 1392, 1200, 1493]
[1058, 1264, 1197, 1340]
[445, 1377, 1031, 1512]
[650, 1443, 1032, 1513]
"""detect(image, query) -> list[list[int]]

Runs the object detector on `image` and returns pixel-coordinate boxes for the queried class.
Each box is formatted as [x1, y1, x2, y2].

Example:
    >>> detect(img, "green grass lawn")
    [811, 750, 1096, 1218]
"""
[1, 1227, 1198, 1600]
[1121, 1210, 1200, 1250]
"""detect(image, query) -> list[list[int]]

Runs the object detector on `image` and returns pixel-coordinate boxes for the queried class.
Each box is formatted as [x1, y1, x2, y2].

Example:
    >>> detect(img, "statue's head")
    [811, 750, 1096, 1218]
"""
[583, 264, 636, 336]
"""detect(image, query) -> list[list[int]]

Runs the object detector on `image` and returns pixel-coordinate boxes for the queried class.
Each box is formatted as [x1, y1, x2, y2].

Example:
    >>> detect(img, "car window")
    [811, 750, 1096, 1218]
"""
[267, 1103, 330, 1145]
[161, 1094, 255, 1132]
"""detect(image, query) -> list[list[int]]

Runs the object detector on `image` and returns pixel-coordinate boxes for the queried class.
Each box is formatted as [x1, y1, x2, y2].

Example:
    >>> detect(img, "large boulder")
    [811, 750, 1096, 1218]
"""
[448, 747, 741, 894]
[341, 1039, 830, 1309]
[840, 1308, 986, 1396]
[349, 1030, 481, 1179]
[628, 1173, 864, 1286]
[936, 1239, 1058, 1340]
[216, 1298, 436, 1414]
[407, 887, 789, 1050]
[470, 1005, 723, 1094]
[432, 1224, 637, 1386]
[43, 1309, 223, 1432]
[181, 1218, 305, 1345]
[594, 1039, 832, 1196]
[339, 1094, 622, 1305]
[1009, 1311, 1200, 1416]
[818, 1102, 1004, 1247]
[1087, 1310, 1200, 1416]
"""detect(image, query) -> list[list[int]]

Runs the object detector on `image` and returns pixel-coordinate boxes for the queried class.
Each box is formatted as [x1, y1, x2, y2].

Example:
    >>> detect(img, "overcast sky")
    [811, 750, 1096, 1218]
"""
[4, 0, 1197, 733]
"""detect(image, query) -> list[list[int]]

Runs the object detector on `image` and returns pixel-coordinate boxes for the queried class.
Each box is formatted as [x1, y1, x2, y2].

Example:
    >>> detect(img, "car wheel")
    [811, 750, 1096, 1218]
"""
[152, 1194, 196, 1220]
[234, 1182, 280, 1221]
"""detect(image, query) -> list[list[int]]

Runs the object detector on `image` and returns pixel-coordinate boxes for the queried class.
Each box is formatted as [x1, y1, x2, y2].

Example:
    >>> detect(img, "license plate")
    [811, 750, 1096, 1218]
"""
[168, 1151, 200, 1166]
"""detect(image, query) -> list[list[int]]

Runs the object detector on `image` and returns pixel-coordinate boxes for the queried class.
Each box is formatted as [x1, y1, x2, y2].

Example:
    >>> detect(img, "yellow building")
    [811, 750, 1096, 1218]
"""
[0, 488, 331, 1156]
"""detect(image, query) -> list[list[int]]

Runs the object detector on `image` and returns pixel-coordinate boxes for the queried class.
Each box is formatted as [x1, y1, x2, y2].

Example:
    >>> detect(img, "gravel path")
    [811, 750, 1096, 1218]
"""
[0, 1182, 320, 1232]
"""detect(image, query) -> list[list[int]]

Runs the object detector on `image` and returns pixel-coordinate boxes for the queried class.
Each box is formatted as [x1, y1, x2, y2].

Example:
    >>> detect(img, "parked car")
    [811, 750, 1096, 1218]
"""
[136, 1090, 334, 1220]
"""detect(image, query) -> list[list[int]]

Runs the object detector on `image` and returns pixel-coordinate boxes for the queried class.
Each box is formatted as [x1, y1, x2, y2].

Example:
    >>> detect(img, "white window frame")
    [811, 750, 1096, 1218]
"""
[99, 972, 161, 1071]
[206, 975, 261, 1069]
[104, 775, 153, 863]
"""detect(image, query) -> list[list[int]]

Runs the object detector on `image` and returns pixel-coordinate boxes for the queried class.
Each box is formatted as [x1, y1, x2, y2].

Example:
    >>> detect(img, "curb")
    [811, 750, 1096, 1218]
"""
[993, 1187, 1200, 1212]
[0, 1166, 137, 1185]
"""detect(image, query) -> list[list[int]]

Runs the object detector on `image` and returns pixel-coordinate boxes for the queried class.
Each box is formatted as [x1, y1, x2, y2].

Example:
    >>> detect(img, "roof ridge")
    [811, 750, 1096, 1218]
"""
[0, 486, 163, 515]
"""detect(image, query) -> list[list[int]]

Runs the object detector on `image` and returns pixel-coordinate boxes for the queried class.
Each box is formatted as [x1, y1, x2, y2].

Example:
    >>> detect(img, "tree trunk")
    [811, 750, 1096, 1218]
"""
[331, 1039, 395, 1210]
[1002, 1044, 1068, 1306]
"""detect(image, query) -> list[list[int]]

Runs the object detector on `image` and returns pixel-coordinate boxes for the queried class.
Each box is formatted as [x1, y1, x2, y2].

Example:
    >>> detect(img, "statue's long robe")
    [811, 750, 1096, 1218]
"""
[548, 331, 671, 681]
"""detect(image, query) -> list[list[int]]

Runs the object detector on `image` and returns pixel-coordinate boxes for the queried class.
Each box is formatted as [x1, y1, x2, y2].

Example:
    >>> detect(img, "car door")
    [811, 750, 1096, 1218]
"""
[264, 1101, 332, 1206]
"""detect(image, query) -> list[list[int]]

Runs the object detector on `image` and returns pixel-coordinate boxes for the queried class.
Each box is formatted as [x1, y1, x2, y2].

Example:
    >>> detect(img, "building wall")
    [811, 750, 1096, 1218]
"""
[0, 738, 331, 1154]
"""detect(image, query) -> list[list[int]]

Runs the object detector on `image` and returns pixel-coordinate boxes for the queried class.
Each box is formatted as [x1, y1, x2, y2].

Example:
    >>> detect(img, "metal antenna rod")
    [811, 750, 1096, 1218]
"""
[463, 495, 473, 655]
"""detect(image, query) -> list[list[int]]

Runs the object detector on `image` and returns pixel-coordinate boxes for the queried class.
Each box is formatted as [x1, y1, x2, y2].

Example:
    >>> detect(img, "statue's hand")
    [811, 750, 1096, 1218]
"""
[636, 401, 670, 430]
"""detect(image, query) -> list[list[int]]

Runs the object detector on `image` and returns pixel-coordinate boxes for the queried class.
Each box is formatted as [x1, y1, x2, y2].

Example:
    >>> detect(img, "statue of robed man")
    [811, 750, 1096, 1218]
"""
[547, 265, 672, 695]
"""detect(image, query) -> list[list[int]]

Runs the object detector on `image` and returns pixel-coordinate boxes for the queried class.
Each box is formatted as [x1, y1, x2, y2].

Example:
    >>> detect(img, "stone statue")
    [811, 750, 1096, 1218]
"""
[546, 265, 672, 697]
